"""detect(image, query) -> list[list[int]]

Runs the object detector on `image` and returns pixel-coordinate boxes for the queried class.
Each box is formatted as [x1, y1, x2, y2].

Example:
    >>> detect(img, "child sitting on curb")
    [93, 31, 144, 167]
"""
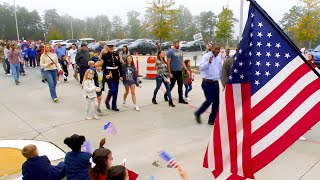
[21, 144, 66, 180]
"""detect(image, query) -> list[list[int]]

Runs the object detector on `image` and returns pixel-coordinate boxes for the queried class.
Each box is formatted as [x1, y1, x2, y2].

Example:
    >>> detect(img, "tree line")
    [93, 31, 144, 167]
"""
[0, 0, 238, 48]
[279, 0, 320, 48]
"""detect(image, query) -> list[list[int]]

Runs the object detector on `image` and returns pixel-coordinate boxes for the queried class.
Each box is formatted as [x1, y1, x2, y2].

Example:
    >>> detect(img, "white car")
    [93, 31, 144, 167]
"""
[49, 40, 64, 47]
[61, 39, 79, 50]
[78, 38, 96, 48]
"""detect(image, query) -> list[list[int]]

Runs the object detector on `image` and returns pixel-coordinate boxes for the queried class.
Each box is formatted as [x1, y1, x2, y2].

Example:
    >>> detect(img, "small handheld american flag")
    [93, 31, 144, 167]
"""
[159, 150, 179, 168]
[103, 122, 117, 135]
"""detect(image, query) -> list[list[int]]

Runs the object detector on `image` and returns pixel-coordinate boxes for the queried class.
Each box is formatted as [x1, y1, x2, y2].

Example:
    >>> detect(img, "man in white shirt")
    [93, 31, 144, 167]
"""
[195, 44, 222, 125]
[68, 43, 78, 80]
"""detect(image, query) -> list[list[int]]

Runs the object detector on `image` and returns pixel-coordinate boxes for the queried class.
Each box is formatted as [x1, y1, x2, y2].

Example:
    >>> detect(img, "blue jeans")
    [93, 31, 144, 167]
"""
[44, 70, 58, 100]
[106, 81, 119, 109]
[5, 58, 10, 74]
[10, 64, 20, 81]
[184, 83, 192, 98]
[195, 81, 220, 124]
[153, 75, 172, 100]
[29, 56, 36, 67]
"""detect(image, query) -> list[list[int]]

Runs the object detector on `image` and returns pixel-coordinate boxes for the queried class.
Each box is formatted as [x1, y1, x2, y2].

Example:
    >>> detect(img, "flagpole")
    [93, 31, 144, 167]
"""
[13, 0, 20, 42]
[247, 0, 320, 78]
[239, 0, 244, 42]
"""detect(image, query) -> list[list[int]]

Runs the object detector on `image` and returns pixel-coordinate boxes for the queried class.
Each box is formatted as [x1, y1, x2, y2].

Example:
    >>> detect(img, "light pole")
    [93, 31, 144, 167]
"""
[71, 18, 74, 39]
[239, 0, 244, 42]
[13, 0, 20, 41]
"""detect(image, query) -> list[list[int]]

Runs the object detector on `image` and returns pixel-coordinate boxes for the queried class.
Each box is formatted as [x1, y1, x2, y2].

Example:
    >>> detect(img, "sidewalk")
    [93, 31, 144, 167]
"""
[0, 62, 319, 180]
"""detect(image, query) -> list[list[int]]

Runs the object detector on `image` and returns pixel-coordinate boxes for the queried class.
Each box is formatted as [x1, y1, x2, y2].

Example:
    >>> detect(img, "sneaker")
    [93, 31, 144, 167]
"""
[7, 73, 11, 76]
[15, 81, 19, 85]
[57, 81, 60, 84]
[23, 73, 26, 76]
[86, 116, 93, 120]
[179, 99, 188, 104]
[53, 98, 58, 103]
[299, 136, 307, 141]
[42, 79, 46, 83]
[134, 105, 140, 111]
[185, 97, 191, 101]
[93, 115, 99, 120]
[123, 102, 129, 107]
[97, 108, 102, 113]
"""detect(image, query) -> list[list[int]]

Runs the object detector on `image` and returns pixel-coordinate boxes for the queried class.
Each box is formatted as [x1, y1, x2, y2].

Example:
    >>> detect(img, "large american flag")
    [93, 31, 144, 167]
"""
[203, 1, 320, 179]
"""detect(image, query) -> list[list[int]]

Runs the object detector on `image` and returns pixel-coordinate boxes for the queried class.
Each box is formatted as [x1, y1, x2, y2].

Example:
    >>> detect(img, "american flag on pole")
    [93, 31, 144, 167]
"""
[203, 1, 320, 179]
[103, 122, 117, 135]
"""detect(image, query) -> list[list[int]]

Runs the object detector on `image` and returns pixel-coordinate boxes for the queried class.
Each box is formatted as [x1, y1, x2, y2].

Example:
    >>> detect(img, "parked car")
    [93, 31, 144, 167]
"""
[114, 44, 129, 53]
[161, 41, 173, 50]
[180, 41, 206, 52]
[115, 41, 130, 47]
[78, 38, 95, 48]
[128, 41, 158, 55]
[310, 44, 320, 67]
[49, 40, 64, 47]
[61, 39, 79, 50]
[120, 39, 135, 43]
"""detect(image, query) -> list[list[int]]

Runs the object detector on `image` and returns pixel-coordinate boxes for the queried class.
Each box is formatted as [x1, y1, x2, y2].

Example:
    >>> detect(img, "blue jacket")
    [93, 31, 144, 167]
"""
[22, 49, 29, 58]
[64, 151, 92, 180]
[28, 48, 37, 58]
[22, 155, 65, 180]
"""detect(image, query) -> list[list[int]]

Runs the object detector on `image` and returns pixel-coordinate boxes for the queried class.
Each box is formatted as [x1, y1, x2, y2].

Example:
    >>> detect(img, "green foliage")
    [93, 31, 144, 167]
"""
[215, 6, 237, 48]
[47, 28, 63, 40]
[175, 5, 198, 41]
[110, 15, 125, 39]
[144, 0, 178, 43]
[280, 0, 320, 47]
[126, 11, 141, 39]
[199, 11, 216, 42]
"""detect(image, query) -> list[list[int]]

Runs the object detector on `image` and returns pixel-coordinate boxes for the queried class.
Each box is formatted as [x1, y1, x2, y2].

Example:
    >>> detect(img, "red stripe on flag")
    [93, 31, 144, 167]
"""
[241, 84, 254, 178]
[251, 78, 320, 144]
[251, 102, 320, 172]
[214, 111, 223, 173]
[203, 146, 209, 168]
[251, 63, 310, 120]
[225, 85, 238, 174]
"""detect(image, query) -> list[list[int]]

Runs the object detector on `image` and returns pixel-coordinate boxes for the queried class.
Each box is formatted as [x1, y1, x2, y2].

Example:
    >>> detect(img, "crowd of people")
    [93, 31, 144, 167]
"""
[20, 134, 188, 180]
[0, 39, 234, 124]
[0, 38, 240, 179]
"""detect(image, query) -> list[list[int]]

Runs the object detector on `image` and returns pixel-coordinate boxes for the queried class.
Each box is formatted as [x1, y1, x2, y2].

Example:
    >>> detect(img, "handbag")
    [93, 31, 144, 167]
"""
[46, 54, 63, 75]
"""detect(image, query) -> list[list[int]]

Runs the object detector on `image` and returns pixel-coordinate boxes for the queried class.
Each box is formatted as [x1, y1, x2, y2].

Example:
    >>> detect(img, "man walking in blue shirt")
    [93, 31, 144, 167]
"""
[195, 44, 222, 125]
[54, 43, 66, 63]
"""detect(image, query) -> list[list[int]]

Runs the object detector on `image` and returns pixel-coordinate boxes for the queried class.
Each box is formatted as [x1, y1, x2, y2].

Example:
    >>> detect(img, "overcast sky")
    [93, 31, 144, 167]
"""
[2, 0, 299, 38]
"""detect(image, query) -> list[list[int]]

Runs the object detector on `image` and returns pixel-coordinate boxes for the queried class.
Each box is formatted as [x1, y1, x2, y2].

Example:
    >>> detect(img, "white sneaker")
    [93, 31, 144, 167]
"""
[7, 74, 11, 76]
[57, 81, 61, 84]
[93, 115, 99, 120]
[299, 136, 307, 141]
[185, 97, 191, 101]
[134, 105, 140, 111]
[123, 102, 129, 107]
[86, 116, 93, 120]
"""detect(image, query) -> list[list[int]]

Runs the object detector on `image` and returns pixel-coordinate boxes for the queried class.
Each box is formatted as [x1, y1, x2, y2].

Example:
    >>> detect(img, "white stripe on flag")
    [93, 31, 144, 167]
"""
[252, 90, 320, 157]
[251, 57, 303, 107]
[252, 71, 318, 133]
[215, 171, 232, 180]
[233, 84, 244, 176]
[219, 88, 231, 172]
[207, 129, 215, 171]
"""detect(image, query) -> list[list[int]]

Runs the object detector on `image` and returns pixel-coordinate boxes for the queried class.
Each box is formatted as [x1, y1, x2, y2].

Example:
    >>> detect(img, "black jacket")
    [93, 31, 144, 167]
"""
[75, 50, 90, 68]
[101, 51, 123, 82]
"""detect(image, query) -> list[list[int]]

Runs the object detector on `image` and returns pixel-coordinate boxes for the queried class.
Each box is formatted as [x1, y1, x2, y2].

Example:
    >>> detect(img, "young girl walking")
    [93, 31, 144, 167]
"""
[82, 69, 101, 120]
[182, 59, 193, 101]
[122, 55, 141, 111]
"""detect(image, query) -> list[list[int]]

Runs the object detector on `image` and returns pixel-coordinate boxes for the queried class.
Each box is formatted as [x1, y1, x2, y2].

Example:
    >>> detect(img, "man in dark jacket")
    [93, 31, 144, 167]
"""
[75, 44, 90, 84]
